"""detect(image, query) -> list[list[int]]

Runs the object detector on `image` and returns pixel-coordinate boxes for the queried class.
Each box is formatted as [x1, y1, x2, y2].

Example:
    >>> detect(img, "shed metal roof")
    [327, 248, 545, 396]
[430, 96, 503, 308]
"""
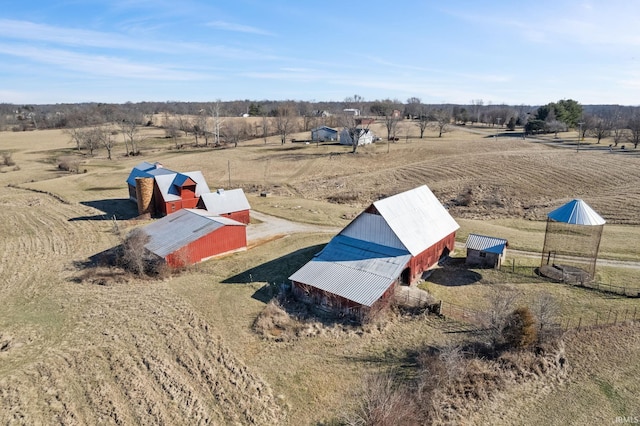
[288, 235, 411, 307]
[143, 209, 244, 258]
[371, 185, 460, 256]
[547, 199, 605, 226]
[200, 188, 251, 215]
[465, 234, 508, 254]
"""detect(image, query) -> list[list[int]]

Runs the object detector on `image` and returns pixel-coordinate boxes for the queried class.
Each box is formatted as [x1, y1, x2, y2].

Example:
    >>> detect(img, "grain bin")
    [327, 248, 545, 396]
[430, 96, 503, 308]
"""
[135, 177, 155, 216]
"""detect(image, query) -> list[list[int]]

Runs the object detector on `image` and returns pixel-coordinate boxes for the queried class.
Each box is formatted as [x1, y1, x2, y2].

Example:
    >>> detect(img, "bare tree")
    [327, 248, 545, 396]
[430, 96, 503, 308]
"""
[587, 115, 610, 144]
[164, 119, 181, 149]
[482, 287, 519, 349]
[275, 103, 297, 145]
[261, 115, 270, 144]
[209, 100, 225, 146]
[431, 109, 452, 138]
[118, 228, 151, 276]
[404, 97, 421, 119]
[97, 127, 116, 160]
[344, 370, 418, 426]
[627, 114, 640, 148]
[223, 120, 247, 148]
[381, 104, 401, 141]
[118, 113, 142, 155]
[340, 113, 371, 154]
[531, 292, 559, 331]
[415, 106, 429, 139]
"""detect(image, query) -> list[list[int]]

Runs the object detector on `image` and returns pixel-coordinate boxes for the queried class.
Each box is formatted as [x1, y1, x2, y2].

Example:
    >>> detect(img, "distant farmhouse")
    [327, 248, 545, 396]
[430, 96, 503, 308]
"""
[339, 128, 374, 146]
[465, 234, 508, 269]
[289, 185, 459, 319]
[141, 209, 247, 268]
[311, 126, 338, 142]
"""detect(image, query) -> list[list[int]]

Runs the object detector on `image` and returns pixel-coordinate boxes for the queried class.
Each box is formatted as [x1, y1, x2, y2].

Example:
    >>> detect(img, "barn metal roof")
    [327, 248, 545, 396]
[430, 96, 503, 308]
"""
[125, 162, 170, 186]
[547, 199, 605, 226]
[371, 185, 460, 256]
[288, 235, 411, 307]
[200, 188, 251, 215]
[465, 234, 508, 254]
[143, 209, 244, 258]
[154, 171, 211, 202]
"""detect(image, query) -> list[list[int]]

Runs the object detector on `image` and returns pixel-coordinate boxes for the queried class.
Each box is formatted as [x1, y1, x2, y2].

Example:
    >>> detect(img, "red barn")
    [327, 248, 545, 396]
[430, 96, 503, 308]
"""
[142, 209, 246, 268]
[289, 185, 459, 319]
[198, 188, 251, 224]
[126, 162, 211, 217]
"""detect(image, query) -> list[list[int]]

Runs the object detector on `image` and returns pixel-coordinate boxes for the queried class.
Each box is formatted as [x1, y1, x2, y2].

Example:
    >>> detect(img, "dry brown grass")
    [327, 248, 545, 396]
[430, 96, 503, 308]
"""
[1, 123, 639, 424]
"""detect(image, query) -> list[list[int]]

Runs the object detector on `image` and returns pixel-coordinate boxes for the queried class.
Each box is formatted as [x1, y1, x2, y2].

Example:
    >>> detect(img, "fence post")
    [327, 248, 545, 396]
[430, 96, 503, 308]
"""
[634, 307, 637, 321]
[607, 309, 611, 323]
[595, 313, 599, 327]
[614, 311, 618, 325]
[577, 317, 582, 329]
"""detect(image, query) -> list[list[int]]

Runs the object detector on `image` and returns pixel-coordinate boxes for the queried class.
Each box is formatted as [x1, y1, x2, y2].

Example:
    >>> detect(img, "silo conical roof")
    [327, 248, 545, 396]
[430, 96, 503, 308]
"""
[547, 199, 606, 225]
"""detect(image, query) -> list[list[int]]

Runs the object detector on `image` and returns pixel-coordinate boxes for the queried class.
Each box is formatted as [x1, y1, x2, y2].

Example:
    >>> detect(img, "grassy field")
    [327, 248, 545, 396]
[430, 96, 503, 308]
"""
[0, 123, 639, 424]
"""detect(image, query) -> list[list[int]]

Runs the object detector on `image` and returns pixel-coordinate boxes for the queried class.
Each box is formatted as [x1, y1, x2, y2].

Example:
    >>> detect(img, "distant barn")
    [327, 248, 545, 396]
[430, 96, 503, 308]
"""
[289, 185, 459, 320]
[311, 126, 337, 142]
[142, 209, 246, 268]
[465, 234, 508, 269]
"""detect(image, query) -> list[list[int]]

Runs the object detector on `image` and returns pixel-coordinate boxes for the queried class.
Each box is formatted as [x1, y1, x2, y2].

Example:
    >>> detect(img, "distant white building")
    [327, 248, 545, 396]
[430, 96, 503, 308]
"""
[343, 108, 360, 116]
[340, 128, 374, 146]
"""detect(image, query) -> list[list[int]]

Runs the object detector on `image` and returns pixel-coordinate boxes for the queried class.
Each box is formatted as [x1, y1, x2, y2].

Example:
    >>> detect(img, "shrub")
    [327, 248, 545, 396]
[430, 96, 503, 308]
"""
[1, 152, 15, 167]
[502, 307, 538, 349]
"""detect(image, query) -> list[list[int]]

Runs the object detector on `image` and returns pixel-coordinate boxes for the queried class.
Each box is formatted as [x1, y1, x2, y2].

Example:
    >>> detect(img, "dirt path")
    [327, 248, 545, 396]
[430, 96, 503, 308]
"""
[247, 210, 341, 243]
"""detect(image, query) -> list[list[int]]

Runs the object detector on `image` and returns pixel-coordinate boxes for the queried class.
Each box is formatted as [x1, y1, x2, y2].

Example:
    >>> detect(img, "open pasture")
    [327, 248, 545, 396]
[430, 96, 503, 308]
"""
[0, 123, 639, 424]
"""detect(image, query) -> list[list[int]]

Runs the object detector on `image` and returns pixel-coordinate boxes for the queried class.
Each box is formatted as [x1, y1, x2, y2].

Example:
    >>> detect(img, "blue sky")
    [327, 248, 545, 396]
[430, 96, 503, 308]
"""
[1, 0, 639, 105]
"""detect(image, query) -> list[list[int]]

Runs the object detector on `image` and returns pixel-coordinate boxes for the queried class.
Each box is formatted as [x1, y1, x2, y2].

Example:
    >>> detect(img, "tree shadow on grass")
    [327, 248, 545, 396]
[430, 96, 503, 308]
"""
[69, 199, 139, 221]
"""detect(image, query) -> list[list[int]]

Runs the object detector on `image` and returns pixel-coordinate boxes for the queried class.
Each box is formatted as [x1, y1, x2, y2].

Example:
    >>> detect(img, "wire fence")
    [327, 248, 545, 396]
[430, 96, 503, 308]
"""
[501, 260, 640, 298]
[437, 299, 639, 332]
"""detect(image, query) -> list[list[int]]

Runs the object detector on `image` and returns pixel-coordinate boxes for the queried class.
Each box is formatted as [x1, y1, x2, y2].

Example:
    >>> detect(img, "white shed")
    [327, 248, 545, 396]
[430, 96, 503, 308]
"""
[339, 128, 374, 146]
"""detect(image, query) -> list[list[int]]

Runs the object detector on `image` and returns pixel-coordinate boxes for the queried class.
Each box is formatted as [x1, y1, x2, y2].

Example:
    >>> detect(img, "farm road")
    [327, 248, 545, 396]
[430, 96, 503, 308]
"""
[248, 211, 640, 270]
[247, 210, 340, 244]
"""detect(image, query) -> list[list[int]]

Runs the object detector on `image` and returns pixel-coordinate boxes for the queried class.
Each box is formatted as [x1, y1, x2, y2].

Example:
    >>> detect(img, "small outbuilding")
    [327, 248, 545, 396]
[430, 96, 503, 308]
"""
[198, 188, 251, 224]
[465, 233, 508, 269]
[311, 126, 338, 142]
[142, 209, 246, 268]
[339, 128, 374, 146]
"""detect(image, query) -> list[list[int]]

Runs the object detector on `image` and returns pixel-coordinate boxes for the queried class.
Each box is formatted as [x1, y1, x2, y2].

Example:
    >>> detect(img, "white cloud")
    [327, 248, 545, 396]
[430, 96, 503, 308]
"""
[207, 20, 274, 36]
[0, 43, 206, 80]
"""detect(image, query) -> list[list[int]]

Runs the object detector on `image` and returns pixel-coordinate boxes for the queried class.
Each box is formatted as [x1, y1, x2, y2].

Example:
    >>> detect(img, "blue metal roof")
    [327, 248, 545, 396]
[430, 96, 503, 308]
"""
[547, 199, 606, 226]
[465, 233, 508, 254]
[289, 235, 411, 307]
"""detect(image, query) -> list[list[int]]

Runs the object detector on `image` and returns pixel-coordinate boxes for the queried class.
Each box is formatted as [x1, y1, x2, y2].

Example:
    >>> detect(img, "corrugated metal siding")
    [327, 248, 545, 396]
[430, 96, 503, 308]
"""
[200, 189, 251, 216]
[144, 209, 244, 259]
[465, 234, 507, 254]
[165, 223, 246, 267]
[373, 185, 459, 256]
[288, 236, 411, 307]
[340, 213, 406, 251]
